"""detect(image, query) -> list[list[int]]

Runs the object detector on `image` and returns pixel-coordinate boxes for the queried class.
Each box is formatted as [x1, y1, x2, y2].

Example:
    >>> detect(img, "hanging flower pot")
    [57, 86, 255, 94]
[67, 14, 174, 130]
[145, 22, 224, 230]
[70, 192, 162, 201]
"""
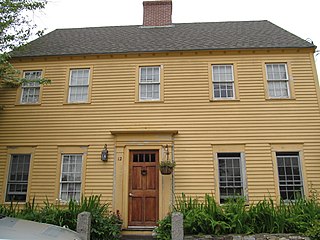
[159, 161, 176, 175]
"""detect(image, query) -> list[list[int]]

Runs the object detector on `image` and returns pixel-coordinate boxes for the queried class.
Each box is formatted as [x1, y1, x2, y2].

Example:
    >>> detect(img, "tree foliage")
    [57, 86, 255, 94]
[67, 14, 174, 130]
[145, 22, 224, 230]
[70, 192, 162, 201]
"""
[0, 0, 48, 87]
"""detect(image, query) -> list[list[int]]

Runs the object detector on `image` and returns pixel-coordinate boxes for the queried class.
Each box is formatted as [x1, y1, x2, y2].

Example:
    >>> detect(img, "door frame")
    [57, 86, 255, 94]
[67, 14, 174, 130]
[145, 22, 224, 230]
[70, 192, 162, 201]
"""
[111, 130, 178, 229]
[120, 145, 169, 229]
[128, 149, 159, 227]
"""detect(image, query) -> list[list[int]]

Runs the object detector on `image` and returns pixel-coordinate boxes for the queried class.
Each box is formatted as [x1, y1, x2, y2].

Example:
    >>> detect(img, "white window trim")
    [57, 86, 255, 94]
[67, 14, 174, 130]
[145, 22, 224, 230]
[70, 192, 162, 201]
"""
[275, 151, 304, 201]
[20, 70, 42, 104]
[216, 152, 247, 203]
[139, 66, 161, 101]
[212, 64, 235, 100]
[59, 154, 83, 202]
[68, 69, 90, 103]
[266, 63, 290, 99]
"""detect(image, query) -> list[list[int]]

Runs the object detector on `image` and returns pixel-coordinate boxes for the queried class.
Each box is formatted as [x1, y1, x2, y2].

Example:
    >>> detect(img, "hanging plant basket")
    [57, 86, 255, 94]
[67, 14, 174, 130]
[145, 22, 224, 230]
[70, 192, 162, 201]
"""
[159, 161, 176, 175]
[160, 165, 174, 175]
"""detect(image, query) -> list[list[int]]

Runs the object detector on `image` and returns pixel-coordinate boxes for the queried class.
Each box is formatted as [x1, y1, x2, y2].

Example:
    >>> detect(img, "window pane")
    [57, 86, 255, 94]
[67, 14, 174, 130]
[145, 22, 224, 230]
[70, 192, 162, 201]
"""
[266, 64, 289, 98]
[276, 152, 303, 201]
[140, 66, 160, 83]
[141, 68, 147, 81]
[70, 69, 89, 85]
[21, 71, 41, 104]
[212, 65, 234, 82]
[60, 154, 83, 202]
[69, 86, 88, 102]
[68, 69, 90, 103]
[23, 70, 41, 84]
[218, 153, 244, 203]
[6, 154, 31, 202]
[266, 64, 288, 80]
[214, 82, 234, 99]
[139, 83, 160, 101]
[139, 66, 160, 100]
[268, 81, 289, 98]
[212, 65, 234, 99]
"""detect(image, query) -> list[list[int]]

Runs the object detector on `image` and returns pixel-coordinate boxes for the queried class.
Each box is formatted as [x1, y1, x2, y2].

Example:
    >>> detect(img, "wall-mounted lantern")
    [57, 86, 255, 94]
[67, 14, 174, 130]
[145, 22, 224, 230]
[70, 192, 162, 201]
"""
[101, 144, 108, 161]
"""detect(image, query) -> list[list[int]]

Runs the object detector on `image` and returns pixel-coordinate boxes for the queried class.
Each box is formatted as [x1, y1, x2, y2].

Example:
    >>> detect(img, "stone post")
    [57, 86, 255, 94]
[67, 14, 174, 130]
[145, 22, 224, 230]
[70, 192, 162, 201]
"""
[172, 212, 184, 240]
[77, 211, 91, 240]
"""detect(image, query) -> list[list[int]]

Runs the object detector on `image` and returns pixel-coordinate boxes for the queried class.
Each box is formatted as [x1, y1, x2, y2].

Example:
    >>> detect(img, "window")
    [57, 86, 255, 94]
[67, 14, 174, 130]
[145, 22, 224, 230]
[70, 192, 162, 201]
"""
[68, 69, 90, 103]
[6, 154, 31, 202]
[139, 66, 160, 101]
[217, 153, 245, 203]
[212, 65, 234, 99]
[266, 63, 290, 98]
[276, 152, 303, 200]
[21, 70, 42, 103]
[60, 154, 83, 201]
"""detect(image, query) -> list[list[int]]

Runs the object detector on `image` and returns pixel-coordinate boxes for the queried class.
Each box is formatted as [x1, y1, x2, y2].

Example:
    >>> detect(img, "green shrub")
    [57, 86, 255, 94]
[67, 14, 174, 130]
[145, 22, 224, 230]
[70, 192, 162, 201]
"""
[223, 197, 252, 234]
[155, 193, 320, 240]
[155, 214, 171, 240]
[305, 221, 320, 240]
[0, 195, 122, 240]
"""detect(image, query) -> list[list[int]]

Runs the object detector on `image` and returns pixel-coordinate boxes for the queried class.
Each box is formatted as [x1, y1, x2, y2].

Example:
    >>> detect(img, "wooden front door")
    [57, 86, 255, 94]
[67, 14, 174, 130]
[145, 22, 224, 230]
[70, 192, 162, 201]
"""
[128, 150, 159, 226]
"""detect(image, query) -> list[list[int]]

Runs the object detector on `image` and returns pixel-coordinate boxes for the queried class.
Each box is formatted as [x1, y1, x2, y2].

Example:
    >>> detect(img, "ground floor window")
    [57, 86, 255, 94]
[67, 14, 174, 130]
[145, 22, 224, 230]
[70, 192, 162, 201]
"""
[276, 152, 303, 200]
[60, 154, 83, 201]
[217, 152, 245, 203]
[6, 154, 31, 202]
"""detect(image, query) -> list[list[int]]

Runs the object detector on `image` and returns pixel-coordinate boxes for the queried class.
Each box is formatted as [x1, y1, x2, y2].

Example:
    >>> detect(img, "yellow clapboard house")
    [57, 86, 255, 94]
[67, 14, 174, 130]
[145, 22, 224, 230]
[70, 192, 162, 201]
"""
[0, 0, 320, 230]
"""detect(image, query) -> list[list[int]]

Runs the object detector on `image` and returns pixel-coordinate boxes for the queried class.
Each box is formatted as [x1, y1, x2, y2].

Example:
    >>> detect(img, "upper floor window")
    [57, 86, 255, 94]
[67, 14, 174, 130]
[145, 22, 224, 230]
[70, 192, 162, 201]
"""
[139, 66, 160, 101]
[212, 65, 234, 99]
[68, 69, 90, 103]
[266, 63, 289, 98]
[276, 152, 303, 200]
[6, 154, 31, 202]
[217, 152, 245, 203]
[21, 70, 42, 104]
[60, 154, 83, 201]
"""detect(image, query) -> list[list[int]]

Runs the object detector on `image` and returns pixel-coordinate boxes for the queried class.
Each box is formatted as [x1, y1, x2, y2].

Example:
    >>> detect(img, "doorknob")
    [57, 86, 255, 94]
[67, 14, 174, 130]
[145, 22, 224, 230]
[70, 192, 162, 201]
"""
[129, 193, 134, 197]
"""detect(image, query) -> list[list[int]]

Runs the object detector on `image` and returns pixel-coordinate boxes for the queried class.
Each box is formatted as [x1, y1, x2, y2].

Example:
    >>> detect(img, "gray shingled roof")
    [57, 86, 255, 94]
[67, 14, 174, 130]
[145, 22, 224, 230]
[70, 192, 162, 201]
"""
[11, 20, 315, 58]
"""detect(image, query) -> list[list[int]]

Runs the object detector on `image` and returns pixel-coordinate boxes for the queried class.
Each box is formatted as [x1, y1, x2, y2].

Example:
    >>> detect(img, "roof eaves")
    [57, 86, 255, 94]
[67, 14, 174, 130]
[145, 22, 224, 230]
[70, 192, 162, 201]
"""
[11, 45, 317, 59]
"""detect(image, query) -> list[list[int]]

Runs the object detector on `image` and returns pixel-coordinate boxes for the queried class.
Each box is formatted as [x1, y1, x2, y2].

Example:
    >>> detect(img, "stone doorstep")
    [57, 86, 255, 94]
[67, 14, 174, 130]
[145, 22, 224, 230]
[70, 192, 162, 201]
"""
[121, 235, 155, 240]
[121, 229, 155, 240]
[183, 234, 310, 240]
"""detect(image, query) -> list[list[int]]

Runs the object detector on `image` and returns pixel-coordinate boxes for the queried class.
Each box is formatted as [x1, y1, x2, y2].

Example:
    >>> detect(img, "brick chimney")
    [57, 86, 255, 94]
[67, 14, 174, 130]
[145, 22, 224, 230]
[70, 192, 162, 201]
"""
[143, 0, 172, 27]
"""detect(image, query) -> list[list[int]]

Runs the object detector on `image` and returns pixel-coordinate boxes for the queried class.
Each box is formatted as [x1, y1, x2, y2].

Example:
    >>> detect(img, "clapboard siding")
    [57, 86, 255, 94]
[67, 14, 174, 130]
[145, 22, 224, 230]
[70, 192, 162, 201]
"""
[0, 50, 320, 205]
[0, 147, 7, 202]
[29, 146, 58, 203]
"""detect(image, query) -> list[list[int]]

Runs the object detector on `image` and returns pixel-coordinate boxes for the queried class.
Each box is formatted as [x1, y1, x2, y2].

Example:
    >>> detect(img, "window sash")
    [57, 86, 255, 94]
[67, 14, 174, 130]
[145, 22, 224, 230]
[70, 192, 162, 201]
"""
[69, 86, 89, 103]
[68, 69, 90, 103]
[266, 64, 288, 80]
[60, 154, 83, 201]
[276, 152, 304, 201]
[139, 66, 160, 101]
[6, 154, 31, 202]
[266, 64, 290, 98]
[21, 71, 42, 104]
[212, 65, 235, 99]
[217, 153, 245, 203]
[213, 82, 234, 99]
[268, 80, 289, 98]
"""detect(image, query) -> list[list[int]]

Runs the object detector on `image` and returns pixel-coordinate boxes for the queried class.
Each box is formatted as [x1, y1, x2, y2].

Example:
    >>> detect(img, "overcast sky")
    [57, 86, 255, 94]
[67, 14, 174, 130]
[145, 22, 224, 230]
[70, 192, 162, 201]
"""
[35, 0, 319, 74]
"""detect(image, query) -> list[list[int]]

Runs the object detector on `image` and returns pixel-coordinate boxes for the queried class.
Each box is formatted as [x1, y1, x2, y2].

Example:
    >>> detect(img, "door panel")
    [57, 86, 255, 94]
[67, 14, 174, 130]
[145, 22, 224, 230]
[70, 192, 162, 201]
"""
[129, 150, 159, 226]
[146, 166, 156, 190]
[131, 197, 143, 222]
[145, 197, 157, 222]
[132, 166, 143, 190]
